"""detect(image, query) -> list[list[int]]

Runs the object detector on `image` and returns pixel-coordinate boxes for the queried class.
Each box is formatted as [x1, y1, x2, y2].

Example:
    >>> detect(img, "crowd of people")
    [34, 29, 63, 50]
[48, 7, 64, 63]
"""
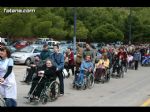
[0, 41, 150, 106]
[23, 42, 150, 103]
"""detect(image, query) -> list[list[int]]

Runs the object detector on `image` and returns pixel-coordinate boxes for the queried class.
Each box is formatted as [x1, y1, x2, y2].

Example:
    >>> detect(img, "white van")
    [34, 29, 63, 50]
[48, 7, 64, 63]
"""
[46, 40, 60, 48]
[37, 38, 50, 42]
[0, 37, 8, 45]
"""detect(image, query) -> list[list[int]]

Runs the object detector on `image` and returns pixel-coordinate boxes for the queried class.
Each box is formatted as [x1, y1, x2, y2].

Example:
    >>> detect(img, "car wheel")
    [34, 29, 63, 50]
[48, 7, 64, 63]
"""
[25, 58, 31, 66]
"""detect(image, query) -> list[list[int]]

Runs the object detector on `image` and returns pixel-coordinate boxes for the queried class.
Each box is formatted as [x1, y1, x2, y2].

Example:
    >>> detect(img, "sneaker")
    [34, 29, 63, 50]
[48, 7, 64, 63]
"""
[34, 96, 39, 101]
[59, 93, 64, 96]
[51, 95, 56, 100]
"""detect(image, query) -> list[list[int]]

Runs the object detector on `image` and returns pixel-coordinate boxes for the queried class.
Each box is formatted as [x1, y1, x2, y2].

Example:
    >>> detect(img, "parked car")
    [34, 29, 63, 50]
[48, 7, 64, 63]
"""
[34, 40, 47, 45]
[97, 42, 105, 48]
[77, 42, 86, 48]
[11, 45, 43, 66]
[14, 40, 30, 49]
[6, 45, 17, 53]
[0, 37, 8, 45]
[37, 38, 50, 42]
[59, 45, 68, 54]
[91, 43, 97, 49]
[60, 41, 67, 45]
[46, 40, 60, 49]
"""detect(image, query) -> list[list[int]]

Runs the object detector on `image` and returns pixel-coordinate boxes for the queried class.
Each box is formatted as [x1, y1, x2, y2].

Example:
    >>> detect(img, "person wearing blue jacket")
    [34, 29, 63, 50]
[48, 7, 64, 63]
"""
[76, 55, 94, 85]
[133, 49, 141, 70]
[50, 44, 64, 96]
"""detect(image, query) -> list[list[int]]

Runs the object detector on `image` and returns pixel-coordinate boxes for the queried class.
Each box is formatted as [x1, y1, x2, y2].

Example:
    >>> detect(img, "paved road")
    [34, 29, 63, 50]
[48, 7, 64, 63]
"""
[14, 65, 150, 106]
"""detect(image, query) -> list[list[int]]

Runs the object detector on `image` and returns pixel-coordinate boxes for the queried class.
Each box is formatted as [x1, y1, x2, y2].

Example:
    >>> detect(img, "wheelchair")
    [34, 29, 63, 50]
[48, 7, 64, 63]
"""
[39, 79, 60, 104]
[111, 62, 124, 78]
[26, 78, 60, 105]
[128, 60, 135, 70]
[73, 71, 94, 90]
[94, 67, 111, 84]
[141, 56, 150, 66]
[122, 60, 128, 73]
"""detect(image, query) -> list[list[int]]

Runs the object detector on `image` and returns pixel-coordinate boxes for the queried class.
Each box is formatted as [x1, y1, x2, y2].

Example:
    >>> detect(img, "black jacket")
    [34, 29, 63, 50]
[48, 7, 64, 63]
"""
[38, 64, 57, 80]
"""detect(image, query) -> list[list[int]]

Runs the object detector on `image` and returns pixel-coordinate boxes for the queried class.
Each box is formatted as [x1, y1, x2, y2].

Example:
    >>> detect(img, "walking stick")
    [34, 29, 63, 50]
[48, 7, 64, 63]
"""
[28, 76, 43, 101]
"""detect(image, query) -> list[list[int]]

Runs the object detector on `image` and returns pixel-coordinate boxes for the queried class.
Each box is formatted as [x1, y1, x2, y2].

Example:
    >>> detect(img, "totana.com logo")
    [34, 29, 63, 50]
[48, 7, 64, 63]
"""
[3, 8, 36, 13]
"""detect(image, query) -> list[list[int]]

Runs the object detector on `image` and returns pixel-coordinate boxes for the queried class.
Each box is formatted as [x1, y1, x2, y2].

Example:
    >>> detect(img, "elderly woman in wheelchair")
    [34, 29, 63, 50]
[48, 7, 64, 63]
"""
[94, 55, 110, 83]
[26, 59, 59, 104]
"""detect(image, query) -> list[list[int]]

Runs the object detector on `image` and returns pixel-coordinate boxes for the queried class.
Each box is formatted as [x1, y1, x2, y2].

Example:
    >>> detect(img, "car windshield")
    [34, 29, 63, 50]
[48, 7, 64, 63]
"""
[47, 42, 53, 46]
[19, 46, 34, 53]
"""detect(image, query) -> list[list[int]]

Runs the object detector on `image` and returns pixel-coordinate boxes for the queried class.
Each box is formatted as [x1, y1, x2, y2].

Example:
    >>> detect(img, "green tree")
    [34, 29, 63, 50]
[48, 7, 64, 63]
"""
[124, 13, 143, 43]
[69, 20, 89, 41]
[32, 21, 52, 37]
[91, 23, 124, 42]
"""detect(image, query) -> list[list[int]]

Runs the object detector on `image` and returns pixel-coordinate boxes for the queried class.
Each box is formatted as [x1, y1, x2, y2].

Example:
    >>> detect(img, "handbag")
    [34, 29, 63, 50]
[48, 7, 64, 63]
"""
[62, 69, 68, 78]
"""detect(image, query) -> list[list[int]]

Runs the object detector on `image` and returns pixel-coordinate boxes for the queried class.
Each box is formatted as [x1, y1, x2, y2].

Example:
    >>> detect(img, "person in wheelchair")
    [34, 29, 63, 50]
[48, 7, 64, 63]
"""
[28, 59, 57, 101]
[75, 55, 94, 86]
[127, 53, 134, 69]
[21, 55, 43, 84]
[94, 54, 110, 82]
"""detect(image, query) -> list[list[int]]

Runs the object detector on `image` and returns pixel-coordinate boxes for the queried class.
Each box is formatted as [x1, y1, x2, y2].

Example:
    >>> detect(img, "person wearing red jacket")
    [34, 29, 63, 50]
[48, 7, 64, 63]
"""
[117, 48, 127, 61]
[117, 48, 128, 73]
[64, 47, 75, 77]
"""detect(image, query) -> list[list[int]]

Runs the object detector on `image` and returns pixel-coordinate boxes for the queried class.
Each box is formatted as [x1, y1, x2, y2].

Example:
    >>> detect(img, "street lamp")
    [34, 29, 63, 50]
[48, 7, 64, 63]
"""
[73, 7, 76, 54]
[129, 7, 132, 44]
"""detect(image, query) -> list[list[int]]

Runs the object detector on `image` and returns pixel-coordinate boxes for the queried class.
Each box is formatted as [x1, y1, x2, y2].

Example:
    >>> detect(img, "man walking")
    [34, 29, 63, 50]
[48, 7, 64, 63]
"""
[50, 44, 64, 96]
[133, 48, 141, 70]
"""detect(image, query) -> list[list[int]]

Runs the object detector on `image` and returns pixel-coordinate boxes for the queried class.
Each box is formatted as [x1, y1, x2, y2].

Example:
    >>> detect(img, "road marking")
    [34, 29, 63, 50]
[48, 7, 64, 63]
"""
[141, 98, 150, 106]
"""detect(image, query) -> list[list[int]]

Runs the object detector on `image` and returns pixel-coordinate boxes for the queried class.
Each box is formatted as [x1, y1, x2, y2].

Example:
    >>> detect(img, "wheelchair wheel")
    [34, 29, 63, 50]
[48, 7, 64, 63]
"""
[100, 72, 106, 84]
[106, 72, 111, 82]
[82, 76, 87, 90]
[121, 67, 125, 78]
[49, 81, 60, 101]
[42, 96, 48, 104]
[124, 66, 127, 73]
[87, 74, 94, 89]
[119, 69, 124, 78]
[101, 76, 105, 83]
[73, 84, 76, 88]
[82, 84, 87, 90]
[40, 89, 48, 104]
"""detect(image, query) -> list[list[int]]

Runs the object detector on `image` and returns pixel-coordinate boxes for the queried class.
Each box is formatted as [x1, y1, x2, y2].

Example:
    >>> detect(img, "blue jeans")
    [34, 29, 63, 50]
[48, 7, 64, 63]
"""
[76, 70, 85, 85]
[4, 98, 17, 107]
